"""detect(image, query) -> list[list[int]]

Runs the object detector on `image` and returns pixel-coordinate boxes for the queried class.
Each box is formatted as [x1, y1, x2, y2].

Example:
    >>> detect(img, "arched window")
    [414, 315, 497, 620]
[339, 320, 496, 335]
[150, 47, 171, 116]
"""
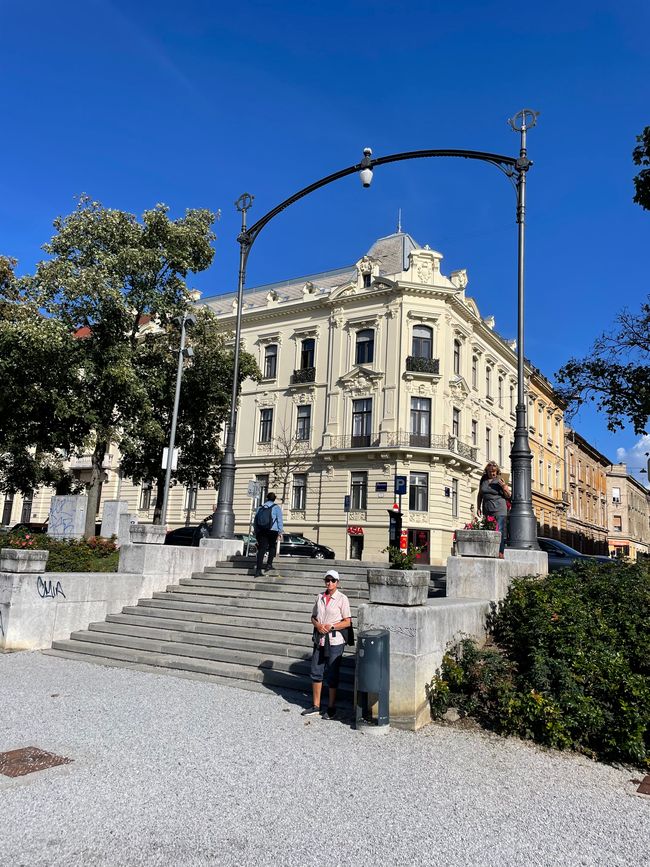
[412, 325, 433, 359]
[263, 344, 277, 379]
[355, 329, 374, 364]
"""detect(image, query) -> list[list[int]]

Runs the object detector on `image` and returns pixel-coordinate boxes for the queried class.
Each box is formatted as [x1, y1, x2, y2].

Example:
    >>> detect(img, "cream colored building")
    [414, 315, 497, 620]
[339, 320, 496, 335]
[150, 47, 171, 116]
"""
[564, 429, 610, 555]
[605, 463, 650, 560]
[203, 232, 521, 564]
[528, 370, 567, 540]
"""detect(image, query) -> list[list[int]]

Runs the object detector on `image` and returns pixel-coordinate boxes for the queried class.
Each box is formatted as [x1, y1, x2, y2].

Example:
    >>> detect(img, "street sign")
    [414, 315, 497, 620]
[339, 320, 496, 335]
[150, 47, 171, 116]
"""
[247, 480, 261, 498]
[375, 482, 388, 492]
[162, 447, 179, 470]
[343, 495, 351, 512]
[394, 475, 407, 496]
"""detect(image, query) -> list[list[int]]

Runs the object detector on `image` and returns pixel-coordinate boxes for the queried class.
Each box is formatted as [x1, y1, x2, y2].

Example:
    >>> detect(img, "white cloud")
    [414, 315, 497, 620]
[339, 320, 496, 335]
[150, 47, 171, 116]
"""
[616, 435, 650, 488]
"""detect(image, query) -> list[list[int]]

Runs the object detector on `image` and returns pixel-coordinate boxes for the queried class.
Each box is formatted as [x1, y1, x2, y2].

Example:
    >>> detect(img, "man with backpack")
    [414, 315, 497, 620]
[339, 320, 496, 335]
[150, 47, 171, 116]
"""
[254, 492, 283, 577]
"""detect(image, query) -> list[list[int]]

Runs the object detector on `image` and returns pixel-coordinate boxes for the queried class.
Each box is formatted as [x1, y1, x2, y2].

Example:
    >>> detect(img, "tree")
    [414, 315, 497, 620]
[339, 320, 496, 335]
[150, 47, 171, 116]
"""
[556, 298, 650, 435]
[27, 197, 218, 537]
[0, 256, 86, 496]
[633, 126, 650, 211]
[118, 307, 260, 523]
[269, 425, 313, 505]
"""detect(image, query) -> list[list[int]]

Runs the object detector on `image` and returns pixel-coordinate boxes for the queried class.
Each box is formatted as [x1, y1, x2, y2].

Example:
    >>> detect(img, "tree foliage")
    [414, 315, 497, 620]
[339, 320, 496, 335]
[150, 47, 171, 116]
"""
[269, 425, 313, 505]
[556, 297, 650, 434]
[118, 308, 260, 523]
[633, 125, 650, 211]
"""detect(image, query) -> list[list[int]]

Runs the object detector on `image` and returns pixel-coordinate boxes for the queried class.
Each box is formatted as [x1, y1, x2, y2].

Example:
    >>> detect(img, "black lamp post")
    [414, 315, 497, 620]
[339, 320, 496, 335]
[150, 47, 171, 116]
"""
[211, 110, 540, 550]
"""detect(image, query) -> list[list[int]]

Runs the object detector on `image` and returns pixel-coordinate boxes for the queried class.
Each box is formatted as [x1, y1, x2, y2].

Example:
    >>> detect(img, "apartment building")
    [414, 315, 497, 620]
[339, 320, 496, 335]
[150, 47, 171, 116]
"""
[527, 370, 567, 540]
[606, 463, 650, 560]
[564, 429, 610, 555]
[202, 231, 521, 564]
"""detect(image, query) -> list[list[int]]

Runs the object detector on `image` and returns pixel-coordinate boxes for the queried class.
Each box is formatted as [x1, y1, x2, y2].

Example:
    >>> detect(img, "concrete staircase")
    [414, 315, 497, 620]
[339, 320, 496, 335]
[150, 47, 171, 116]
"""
[48, 558, 371, 696]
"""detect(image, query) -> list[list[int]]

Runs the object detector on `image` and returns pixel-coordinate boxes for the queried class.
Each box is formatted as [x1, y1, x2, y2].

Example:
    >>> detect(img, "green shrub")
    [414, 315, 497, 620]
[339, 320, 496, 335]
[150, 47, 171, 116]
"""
[0, 532, 119, 573]
[427, 560, 650, 766]
[382, 544, 423, 569]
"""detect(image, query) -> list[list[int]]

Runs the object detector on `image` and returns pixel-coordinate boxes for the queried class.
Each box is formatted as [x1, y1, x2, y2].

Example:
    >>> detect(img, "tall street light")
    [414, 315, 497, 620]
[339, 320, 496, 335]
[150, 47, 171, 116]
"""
[211, 110, 540, 550]
[160, 298, 199, 526]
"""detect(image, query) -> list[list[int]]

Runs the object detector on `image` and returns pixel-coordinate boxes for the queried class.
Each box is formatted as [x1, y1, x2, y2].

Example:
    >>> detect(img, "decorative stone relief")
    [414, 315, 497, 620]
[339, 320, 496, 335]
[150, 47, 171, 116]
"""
[450, 269, 468, 289]
[290, 388, 316, 405]
[255, 392, 278, 408]
[257, 443, 273, 456]
[348, 511, 367, 522]
[408, 513, 429, 525]
[330, 307, 345, 329]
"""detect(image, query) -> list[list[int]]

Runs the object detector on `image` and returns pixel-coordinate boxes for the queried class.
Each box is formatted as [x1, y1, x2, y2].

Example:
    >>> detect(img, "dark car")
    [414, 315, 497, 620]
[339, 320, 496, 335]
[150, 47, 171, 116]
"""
[278, 533, 335, 559]
[537, 537, 613, 571]
[164, 523, 256, 552]
[10, 521, 104, 535]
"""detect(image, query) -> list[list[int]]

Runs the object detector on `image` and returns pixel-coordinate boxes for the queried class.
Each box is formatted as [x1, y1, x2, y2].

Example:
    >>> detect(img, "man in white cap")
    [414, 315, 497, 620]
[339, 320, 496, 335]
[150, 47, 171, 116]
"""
[302, 569, 351, 719]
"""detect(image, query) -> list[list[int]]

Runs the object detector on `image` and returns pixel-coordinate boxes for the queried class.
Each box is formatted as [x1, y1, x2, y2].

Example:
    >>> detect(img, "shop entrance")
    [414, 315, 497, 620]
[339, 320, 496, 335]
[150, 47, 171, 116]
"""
[408, 529, 430, 564]
[349, 533, 364, 560]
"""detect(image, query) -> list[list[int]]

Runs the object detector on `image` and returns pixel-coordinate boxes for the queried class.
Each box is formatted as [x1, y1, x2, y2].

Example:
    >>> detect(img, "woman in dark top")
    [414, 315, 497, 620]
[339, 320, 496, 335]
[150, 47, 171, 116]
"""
[476, 461, 511, 557]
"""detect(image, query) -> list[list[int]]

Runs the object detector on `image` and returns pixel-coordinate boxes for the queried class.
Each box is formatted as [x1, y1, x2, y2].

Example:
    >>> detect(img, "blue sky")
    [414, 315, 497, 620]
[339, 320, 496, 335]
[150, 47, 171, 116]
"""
[1, 0, 649, 483]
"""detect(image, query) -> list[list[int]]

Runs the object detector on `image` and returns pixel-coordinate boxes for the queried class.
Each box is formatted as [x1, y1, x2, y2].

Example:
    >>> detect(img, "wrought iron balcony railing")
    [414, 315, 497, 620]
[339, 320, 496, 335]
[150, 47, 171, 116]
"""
[405, 356, 440, 374]
[383, 431, 478, 462]
[328, 433, 380, 449]
[290, 366, 316, 384]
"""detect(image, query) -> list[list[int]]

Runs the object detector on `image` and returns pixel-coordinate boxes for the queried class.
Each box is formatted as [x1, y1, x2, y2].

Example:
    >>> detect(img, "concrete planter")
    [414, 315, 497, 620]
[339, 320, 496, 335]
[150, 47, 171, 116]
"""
[367, 568, 429, 606]
[129, 525, 167, 545]
[0, 548, 50, 573]
[455, 529, 501, 558]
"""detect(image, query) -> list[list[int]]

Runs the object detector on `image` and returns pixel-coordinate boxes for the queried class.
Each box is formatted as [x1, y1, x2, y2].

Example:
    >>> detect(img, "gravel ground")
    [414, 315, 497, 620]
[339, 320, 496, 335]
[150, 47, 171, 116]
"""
[0, 652, 647, 867]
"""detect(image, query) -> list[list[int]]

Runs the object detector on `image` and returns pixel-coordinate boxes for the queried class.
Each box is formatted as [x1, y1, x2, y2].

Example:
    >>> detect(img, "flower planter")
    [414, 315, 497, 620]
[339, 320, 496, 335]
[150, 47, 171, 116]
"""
[0, 548, 49, 573]
[454, 529, 501, 558]
[367, 569, 429, 606]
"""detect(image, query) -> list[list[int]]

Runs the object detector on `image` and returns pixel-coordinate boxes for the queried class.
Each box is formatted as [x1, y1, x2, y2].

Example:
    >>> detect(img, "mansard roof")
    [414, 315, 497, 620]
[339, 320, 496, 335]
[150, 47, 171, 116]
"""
[202, 231, 421, 315]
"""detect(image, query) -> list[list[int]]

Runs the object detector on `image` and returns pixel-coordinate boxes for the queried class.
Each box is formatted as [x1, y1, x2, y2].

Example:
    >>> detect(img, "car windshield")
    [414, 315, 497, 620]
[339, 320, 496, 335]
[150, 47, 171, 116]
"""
[539, 538, 581, 556]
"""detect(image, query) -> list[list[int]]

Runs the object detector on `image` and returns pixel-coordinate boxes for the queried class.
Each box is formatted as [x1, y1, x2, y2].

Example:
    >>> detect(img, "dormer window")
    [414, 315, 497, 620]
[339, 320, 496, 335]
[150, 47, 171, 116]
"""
[355, 329, 374, 364]
[363, 273, 372, 288]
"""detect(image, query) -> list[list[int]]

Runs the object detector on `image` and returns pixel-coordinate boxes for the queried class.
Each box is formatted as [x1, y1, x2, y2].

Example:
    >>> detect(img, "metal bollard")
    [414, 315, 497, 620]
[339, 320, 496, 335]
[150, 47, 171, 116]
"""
[355, 628, 390, 727]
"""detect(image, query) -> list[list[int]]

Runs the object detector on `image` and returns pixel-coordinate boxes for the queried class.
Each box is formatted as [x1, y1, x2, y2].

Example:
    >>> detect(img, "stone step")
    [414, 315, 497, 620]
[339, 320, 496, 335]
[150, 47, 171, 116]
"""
[137, 597, 317, 623]
[107, 612, 312, 645]
[64, 629, 356, 681]
[48, 641, 353, 695]
[209, 559, 376, 575]
[124, 604, 316, 633]
[88, 620, 331, 660]
[175, 580, 369, 604]
[52, 635, 355, 685]
[187, 574, 370, 593]
[158, 589, 366, 617]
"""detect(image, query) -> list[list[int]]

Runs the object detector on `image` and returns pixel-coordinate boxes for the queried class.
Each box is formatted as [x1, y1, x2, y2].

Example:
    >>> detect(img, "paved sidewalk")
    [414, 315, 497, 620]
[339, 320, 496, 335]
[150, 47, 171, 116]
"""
[1, 652, 647, 866]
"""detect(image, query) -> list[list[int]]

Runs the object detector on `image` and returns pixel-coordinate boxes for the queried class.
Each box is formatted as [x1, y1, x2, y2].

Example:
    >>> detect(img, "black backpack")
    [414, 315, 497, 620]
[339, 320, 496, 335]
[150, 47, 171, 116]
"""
[254, 504, 273, 531]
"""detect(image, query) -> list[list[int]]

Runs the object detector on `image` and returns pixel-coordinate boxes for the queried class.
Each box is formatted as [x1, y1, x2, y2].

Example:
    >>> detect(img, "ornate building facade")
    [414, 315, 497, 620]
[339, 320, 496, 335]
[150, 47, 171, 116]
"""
[528, 370, 567, 540]
[606, 463, 650, 560]
[564, 428, 610, 555]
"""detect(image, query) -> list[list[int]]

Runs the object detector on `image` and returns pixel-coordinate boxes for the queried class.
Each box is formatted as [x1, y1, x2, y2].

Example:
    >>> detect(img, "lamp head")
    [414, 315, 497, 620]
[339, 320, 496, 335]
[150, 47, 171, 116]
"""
[359, 147, 373, 188]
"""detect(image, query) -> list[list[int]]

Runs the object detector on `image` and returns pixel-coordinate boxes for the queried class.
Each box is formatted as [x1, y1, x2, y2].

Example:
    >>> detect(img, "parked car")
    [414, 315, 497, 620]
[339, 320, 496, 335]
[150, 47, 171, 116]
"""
[10, 521, 104, 536]
[164, 523, 257, 552]
[537, 537, 613, 571]
[278, 533, 335, 559]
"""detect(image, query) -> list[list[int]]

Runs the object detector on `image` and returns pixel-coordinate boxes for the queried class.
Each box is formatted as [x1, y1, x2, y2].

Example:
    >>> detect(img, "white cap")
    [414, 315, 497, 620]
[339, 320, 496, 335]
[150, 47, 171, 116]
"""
[324, 569, 340, 581]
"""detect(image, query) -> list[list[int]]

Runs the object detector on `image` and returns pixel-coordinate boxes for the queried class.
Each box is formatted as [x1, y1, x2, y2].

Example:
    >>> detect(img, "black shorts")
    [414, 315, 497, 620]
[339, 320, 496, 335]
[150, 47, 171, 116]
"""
[310, 642, 346, 688]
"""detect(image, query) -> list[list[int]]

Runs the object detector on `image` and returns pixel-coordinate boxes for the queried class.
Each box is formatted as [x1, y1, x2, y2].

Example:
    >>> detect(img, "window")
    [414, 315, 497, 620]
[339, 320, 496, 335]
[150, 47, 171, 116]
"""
[452, 478, 459, 518]
[498, 435, 504, 467]
[351, 471, 368, 510]
[20, 493, 33, 523]
[2, 493, 14, 526]
[139, 481, 152, 511]
[471, 420, 478, 446]
[185, 484, 198, 512]
[485, 427, 491, 460]
[300, 338, 315, 369]
[256, 474, 269, 504]
[409, 472, 428, 512]
[259, 408, 273, 443]
[539, 459, 544, 488]
[263, 344, 277, 379]
[363, 272, 372, 288]
[412, 325, 433, 359]
[351, 398, 372, 447]
[355, 329, 374, 365]
[452, 407, 460, 437]
[498, 377, 503, 407]
[453, 339, 461, 375]
[292, 474, 307, 510]
[612, 486, 621, 504]
[509, 385, 514, 414]
[410, 397, 431, 447]
[613, 515, 622, 532]
[296, 404, 311, 441]
[538, 405, 544, 438]
[485, 366, 492, 398]
[472, 355, 478, 389]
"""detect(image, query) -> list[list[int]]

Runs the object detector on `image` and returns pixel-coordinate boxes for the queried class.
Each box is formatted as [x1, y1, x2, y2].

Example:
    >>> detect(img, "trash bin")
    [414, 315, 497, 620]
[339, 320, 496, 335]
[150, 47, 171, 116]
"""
[355, 628, 390, 727]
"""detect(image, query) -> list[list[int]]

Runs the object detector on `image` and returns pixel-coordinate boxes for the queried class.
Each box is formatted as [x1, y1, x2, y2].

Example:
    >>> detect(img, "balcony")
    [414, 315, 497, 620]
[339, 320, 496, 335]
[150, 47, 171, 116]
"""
[405, 356, 440, 374]
[383, 431, 479, 462]
[290, 366, 316, 385]
[328, 433, 380, 449]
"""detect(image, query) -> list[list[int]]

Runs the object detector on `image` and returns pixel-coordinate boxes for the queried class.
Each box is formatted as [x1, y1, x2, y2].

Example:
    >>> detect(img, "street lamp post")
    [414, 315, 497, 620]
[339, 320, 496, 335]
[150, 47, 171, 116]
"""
[211, 111, 539, 549]
[160, 308, 197, 526]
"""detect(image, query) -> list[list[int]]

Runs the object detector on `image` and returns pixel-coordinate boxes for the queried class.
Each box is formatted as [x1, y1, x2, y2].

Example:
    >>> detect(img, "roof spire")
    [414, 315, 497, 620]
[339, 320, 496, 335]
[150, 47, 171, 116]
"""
[397, 208, 402, 233]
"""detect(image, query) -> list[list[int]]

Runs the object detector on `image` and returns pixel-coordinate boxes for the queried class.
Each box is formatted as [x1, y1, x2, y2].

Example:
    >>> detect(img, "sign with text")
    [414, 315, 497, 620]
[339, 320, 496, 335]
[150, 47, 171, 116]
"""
[375, 482, 388, 492]
[394, 475, 407, 496]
